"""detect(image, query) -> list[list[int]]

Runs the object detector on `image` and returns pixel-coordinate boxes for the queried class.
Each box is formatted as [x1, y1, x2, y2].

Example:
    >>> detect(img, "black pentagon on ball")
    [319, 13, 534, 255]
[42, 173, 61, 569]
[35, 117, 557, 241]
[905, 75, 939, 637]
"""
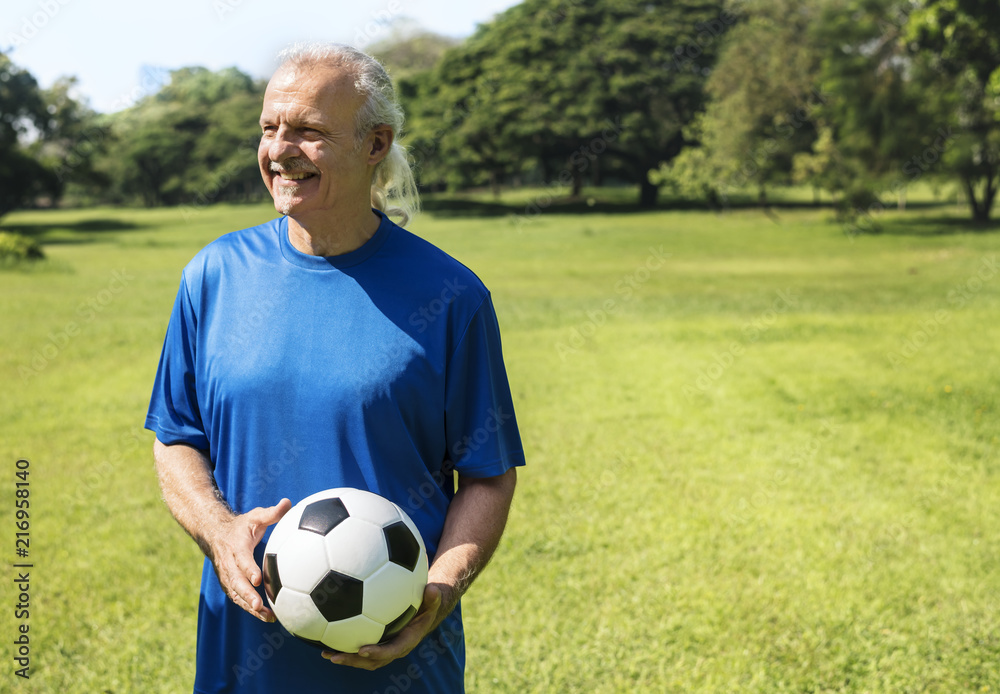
[298, 497, 350, 536]
[310, 570, 364, 622]
[380, 604, 418, 643]
[383, 521, 421, 571]
[262, 552, 281, 603]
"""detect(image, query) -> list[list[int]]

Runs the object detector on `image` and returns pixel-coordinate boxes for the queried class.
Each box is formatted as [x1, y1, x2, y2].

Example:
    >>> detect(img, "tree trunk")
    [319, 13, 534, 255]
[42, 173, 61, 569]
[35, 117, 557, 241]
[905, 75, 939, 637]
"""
[964, 171, 997, 224]
[540, 159, 552, 187]
[984, 170, 997, 223]
[571, 168, 583, 198]
[639, 177, 658, 207]
[489, 170, 501, 200]
[897, 187, 906, 211]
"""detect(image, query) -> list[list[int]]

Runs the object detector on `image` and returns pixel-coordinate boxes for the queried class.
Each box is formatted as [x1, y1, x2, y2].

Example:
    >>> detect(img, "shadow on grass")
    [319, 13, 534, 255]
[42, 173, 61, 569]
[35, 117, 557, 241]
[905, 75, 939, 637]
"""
[0, 218, 145, 245]
[876, 215, 1000, 236]
[420, 195, 846, 218]
[421, 194, 969, 219]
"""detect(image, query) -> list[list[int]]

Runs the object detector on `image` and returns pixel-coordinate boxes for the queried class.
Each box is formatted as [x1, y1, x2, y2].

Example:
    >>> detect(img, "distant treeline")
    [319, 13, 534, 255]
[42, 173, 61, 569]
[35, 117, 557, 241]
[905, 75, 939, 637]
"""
[1, 0, 997, 223]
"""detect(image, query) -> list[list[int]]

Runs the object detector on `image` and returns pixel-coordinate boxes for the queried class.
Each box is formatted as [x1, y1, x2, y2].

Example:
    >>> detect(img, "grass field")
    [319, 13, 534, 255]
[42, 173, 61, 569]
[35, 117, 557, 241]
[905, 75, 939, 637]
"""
[2, 198, 999, 692]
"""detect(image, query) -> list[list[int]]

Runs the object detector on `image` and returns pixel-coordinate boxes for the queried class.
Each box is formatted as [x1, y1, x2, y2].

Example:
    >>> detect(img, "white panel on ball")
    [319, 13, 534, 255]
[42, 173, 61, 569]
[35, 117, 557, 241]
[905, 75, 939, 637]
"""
[275, 531, 329, 593]
[322, 517, 389, 580]
[321, 614, 386, 653]
[363, 563, 422, 624]
[340, 488, 403, 527]
[273, 588, 327, 641]
[264, 503, 305, 555]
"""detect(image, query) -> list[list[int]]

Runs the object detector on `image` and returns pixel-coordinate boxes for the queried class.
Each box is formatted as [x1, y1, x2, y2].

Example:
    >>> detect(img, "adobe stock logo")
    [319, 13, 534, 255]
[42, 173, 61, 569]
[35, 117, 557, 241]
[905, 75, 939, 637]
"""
[6, 0, 73, 47]
[682, 288, 800, 400]
[20, 269, 134, 381]
[407, 277, 468, 333]
[556, 246, 669, 360]
[450, 407, 513, 464]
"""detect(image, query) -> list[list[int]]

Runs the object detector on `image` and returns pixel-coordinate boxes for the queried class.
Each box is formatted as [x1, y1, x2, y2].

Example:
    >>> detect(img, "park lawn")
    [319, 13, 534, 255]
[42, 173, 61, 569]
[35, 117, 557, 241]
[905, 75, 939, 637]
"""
[1, 200, 998, 693]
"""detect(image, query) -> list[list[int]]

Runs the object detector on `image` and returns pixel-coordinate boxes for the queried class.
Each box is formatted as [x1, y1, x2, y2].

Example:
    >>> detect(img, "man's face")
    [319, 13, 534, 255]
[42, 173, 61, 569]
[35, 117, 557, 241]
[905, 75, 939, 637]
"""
[258, 64, 372, 217]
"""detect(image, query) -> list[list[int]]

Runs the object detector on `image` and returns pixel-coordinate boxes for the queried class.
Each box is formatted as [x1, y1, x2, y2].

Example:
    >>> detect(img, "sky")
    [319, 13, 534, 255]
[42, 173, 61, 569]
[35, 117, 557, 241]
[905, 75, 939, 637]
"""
[2, 0, 523, 112]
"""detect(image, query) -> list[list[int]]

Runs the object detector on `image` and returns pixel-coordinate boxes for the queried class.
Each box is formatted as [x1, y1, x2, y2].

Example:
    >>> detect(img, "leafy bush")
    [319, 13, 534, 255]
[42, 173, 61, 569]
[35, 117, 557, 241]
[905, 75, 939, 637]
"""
[0, 231, 45, 263]
[836, 186, 884, 235]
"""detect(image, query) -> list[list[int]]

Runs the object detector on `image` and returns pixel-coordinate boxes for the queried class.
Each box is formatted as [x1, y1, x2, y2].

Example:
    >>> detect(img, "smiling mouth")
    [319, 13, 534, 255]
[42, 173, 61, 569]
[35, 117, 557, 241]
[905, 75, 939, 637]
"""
[274, 171, 317, 182]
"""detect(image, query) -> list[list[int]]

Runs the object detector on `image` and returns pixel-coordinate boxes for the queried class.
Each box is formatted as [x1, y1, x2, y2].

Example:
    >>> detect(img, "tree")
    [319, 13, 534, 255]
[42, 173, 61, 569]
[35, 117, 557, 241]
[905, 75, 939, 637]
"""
[679, 0, 832, 206]
[404, 0, 732, 205]
[906, 0, 1000, 222]
[0, 53, 56, 217]
[101, 66, 263, 207]
[368, 27, 460, 82]
[30, 76, 110, 203]
[807, 0, 946, 215]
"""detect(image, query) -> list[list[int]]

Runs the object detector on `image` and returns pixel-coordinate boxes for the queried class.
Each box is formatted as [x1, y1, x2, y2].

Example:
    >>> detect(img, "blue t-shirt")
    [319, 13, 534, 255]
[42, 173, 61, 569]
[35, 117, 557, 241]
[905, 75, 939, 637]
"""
[145, 210, 525, 694]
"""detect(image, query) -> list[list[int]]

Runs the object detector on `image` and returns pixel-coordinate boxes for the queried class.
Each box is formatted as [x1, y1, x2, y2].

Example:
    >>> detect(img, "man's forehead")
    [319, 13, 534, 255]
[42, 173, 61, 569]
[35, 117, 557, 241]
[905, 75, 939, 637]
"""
[265, 63, 358, 103]
[260, 64, 363, 126]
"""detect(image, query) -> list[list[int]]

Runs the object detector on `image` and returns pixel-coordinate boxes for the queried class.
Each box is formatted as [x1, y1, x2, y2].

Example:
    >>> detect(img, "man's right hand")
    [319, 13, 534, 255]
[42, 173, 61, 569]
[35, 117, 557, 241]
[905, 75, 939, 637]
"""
[204, 498, 292, 622]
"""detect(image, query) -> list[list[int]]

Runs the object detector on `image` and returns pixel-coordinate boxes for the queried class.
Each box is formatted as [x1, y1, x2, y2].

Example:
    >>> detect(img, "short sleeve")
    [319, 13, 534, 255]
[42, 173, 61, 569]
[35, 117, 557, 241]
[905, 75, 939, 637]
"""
[144, 276, 210, 451]
[444, 293, 525, 477]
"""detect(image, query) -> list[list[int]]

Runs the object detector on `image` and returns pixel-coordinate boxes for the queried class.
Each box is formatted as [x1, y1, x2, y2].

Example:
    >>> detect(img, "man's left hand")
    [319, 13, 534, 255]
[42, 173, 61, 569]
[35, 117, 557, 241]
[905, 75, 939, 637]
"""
[322, 583, 446, 671]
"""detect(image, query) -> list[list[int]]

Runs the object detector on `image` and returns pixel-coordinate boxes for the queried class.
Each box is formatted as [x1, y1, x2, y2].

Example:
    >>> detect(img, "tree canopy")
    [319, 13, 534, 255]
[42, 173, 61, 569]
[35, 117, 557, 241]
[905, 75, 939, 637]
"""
[661, 0, 1000, 222]
[3, 1, 1000, 223]
[401, 0, 733, 205]
[0, 53, 59, 217]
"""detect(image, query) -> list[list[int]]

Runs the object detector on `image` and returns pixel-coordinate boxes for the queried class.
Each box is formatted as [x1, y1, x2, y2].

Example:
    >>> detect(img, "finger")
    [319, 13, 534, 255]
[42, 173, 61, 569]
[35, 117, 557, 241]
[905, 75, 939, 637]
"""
[413, 584, 443, 620]
[228, 584, 270, 621]
[323, 650, 383, 671]
[229, 523, 268, 586]
[222, 563, 274, 622]
[226, 558, 265, 612]
[353, 592, 441, 662]
[255, 498, 293, 527]
[232, 546, 265, 589]
[247, 498, 293, 543]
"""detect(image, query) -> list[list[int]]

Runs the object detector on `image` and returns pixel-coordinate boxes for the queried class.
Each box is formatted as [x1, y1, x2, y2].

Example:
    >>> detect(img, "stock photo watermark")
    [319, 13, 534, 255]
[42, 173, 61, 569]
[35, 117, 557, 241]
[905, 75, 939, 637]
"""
[682, 288, 800, 400]
[862, 457, 975, 570]
[555, 245, 669, 361]
[886, 254, 997, 369]
[179, 136, 259, 222]
[844, 125, 954, 238]
[12, 457, 33, 679]
[724, 419, 838, 527]
[6, 0, 73, 48]
[407, 277, 468, 333]
[716, 91, 829, 208]
[19, 268, 134, 381]
[509, 115, 625, 230]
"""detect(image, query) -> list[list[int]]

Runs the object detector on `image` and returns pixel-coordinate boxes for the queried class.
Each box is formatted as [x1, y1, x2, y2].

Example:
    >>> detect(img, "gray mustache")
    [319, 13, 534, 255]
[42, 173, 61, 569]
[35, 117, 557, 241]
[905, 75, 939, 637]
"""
[269, 158, 319, 175]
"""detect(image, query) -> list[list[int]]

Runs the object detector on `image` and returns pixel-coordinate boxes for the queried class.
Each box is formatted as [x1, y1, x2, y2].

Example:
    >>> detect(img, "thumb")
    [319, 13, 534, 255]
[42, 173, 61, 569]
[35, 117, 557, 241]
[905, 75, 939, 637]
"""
[248, 498, 292, 538]
[266, 497, 293, 521]
[420, 583, 443, 617]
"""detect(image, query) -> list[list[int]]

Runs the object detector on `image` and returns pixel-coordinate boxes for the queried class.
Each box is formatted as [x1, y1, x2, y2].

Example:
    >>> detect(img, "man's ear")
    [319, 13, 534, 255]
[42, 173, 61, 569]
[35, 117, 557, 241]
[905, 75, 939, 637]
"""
[367, 125, 394, 166]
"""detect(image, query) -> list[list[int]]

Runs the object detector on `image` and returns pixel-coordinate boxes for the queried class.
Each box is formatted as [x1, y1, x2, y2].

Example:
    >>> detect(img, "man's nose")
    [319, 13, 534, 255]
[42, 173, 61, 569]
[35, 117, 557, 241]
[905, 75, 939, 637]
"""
[267, 125, 302, 162]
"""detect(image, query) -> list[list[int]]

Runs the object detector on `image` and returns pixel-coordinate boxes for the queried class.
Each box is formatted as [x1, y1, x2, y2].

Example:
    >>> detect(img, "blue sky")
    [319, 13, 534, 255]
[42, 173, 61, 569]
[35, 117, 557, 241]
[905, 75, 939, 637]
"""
[2, 0, 522, 112]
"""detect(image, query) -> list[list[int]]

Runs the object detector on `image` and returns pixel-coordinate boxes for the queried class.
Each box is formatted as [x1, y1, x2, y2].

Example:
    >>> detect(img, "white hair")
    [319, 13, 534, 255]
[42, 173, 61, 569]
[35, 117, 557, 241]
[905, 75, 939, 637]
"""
[276, 42, 420, 226]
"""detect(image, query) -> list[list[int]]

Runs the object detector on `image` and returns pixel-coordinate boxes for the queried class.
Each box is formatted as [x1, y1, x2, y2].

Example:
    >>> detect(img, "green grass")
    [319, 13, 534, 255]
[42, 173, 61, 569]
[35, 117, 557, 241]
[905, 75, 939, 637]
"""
[2, 198, 999, 692]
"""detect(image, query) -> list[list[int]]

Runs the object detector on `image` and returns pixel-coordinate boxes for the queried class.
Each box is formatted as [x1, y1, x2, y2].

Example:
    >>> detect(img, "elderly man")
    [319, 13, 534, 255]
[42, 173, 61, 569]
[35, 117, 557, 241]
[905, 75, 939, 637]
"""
[146, 43, 524, 694]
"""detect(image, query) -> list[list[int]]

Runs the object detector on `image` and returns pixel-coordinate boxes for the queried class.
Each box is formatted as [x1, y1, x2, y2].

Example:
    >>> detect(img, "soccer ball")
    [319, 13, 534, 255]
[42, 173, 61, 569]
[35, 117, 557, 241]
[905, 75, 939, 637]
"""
[261, 487, 429, 653]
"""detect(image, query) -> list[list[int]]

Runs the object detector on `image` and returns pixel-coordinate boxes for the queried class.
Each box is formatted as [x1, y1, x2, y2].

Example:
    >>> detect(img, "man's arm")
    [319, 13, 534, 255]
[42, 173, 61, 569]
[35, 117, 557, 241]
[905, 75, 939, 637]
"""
[153, 437, 291, 622]
[326, 467, 518, 670]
